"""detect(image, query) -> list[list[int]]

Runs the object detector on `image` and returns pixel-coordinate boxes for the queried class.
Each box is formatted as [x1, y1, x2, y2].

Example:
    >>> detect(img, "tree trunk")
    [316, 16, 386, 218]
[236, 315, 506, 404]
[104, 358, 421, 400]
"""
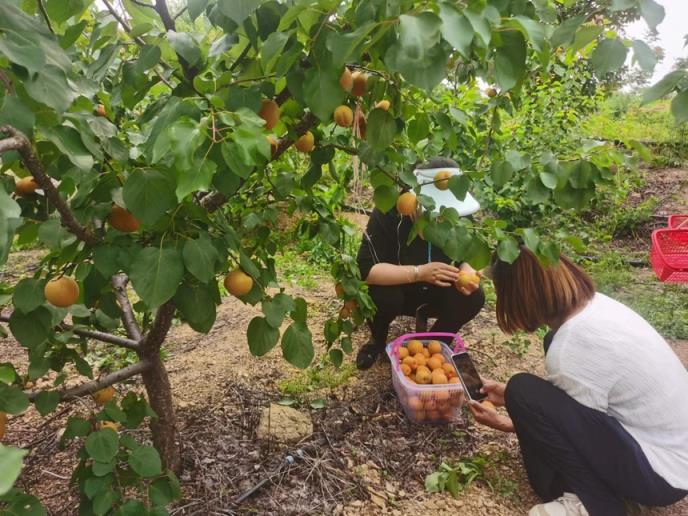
[139, 301, 180, 473]
[140, 354, 180, 473]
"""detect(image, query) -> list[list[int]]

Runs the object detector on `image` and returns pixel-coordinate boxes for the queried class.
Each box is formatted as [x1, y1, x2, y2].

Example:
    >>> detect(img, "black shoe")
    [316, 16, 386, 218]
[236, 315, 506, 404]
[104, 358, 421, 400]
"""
[356, 342, 383, 370]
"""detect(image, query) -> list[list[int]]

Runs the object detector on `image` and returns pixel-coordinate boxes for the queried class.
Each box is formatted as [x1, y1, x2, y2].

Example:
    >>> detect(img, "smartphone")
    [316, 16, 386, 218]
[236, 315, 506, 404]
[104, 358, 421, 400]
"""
[451, 351, 487, 402]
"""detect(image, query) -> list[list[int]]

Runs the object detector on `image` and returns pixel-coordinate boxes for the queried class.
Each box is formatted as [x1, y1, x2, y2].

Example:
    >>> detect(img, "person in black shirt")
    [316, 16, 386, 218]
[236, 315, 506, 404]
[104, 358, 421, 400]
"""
[355, 157, 485, 369]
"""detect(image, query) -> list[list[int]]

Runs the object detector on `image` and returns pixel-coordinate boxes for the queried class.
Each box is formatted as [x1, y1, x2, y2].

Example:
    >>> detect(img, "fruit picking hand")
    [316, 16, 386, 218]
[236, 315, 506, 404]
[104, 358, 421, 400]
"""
[468, 400, 515, 433]
[456, 263, 482, 296]
[480, 379, 507, 407]
[418, 262, 460, 287]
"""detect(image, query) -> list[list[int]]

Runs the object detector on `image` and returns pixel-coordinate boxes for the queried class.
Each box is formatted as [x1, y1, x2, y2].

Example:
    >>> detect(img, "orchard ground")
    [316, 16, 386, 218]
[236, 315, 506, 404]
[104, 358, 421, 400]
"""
[1, 166, 687, 515]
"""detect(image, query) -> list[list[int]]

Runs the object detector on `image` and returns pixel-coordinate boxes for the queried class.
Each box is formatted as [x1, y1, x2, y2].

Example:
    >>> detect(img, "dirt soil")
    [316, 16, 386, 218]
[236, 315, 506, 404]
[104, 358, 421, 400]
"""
[1, 168, 687, 515]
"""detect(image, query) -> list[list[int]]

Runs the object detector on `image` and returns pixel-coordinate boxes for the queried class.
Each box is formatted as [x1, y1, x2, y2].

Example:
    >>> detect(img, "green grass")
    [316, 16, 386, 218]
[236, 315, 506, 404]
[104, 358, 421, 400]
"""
[586, 252, 688, 340]
[274, 248, 322, 289]
[278, 359, 355, 396]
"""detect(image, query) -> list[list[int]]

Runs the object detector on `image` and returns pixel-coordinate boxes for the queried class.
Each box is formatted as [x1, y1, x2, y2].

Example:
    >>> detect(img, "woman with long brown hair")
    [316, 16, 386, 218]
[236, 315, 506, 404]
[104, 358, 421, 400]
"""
[469, 247, 688, 516]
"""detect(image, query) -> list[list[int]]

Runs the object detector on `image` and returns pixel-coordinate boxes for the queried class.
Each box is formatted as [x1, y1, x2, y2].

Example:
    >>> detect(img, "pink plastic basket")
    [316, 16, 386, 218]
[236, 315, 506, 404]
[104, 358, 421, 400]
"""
[386, 332, 466, 424]
[668, 214, 688, 229]
[651, 228, 688, 283]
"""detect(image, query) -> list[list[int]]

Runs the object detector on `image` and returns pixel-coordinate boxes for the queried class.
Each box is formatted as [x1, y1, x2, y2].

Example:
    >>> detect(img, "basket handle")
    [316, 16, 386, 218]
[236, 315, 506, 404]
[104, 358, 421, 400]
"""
[390, 332, 466, 370]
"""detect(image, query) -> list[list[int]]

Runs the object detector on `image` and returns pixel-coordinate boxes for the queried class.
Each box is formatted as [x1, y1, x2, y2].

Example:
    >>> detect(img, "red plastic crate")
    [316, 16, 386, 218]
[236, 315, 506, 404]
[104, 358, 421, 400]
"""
[668, 214, 688, 229]
[651, 228, 688, 283]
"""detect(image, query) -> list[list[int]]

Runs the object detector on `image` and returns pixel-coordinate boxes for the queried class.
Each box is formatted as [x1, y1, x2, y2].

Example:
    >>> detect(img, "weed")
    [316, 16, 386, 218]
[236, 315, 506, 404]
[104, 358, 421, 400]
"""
[278, 357, 355, 396]
[425, 457, 487, 498]
[502, 332, 531, 357]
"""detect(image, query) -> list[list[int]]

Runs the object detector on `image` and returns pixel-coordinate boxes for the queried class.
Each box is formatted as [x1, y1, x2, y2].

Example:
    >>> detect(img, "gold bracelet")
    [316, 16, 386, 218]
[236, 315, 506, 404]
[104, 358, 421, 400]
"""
[413, 265, 420, 282]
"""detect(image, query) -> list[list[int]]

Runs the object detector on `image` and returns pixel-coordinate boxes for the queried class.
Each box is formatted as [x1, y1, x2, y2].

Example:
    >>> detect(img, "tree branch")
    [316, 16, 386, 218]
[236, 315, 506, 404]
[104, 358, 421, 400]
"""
[0, 313, 139, 350]
[200, 111, 318, 212]
[154, 0, 176, 31]
[139, 300, 175, 358]
[0, 126, 100, 246]
[102, 0, 176, 90]
[112, 274, 143, 342]
[37, 0, 54, 34]
[25, 360, 152, 401]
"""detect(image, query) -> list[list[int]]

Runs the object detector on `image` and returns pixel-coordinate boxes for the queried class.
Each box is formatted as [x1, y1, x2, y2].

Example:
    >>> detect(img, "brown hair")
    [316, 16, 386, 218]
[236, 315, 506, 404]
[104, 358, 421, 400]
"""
[490, 246, 595, 334]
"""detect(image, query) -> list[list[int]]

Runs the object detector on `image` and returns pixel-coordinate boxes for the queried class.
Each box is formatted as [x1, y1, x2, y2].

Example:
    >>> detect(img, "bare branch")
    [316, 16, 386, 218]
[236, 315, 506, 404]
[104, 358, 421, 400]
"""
[0, 126, 100, 246]
[174, 6, 188, 20]
[25, 360, 152, 401]
[0, 313, 139, 350]
[200, 111, 318, 212]
[112, 274, 143, 341]
[139, 300, 175, 357]
[0, 135, 24, 154]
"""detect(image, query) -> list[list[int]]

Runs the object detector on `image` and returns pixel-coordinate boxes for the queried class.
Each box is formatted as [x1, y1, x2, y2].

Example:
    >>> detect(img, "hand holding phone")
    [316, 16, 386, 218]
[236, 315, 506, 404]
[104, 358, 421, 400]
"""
[451, 351, 487, 402]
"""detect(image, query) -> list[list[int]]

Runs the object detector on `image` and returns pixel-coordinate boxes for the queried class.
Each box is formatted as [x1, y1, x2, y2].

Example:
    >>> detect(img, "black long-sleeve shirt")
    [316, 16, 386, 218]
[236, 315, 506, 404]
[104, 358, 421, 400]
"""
[356, 209, 451, 280]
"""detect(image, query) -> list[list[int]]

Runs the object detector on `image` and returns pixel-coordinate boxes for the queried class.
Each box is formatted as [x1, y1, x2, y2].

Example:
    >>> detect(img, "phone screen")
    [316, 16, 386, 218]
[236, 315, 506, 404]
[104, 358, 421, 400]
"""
[451, 352, 486, 401]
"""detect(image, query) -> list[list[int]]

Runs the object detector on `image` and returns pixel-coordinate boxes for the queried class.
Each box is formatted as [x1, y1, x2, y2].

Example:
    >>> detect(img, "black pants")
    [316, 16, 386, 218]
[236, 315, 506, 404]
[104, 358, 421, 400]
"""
[367, 283, 485, 348]
[505, 373, 687, 516]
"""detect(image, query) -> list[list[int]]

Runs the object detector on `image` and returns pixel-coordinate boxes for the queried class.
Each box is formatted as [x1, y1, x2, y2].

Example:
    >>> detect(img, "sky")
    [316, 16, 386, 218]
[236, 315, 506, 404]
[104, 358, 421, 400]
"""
[625, 0, 688, 82]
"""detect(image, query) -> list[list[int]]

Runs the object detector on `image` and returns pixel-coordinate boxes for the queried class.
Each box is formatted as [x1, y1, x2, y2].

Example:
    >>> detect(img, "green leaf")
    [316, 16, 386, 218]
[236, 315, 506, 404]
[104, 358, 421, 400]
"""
[84, 476, 113, 499]
[642, 71, 685, 104]
[37, 219, 76, 250]
[385, 12, 450, 91]
[329, 348, 343, 367]
[303, 67, 346, 122]
[505, 150, 530, 171]
[525, 176, 550, 203]
[281, 322, 314, 369]
[122, 169, 177, 226]
[632, 40, 657, 73]
[167, 31, 201, 66]
[60, 417, 91, 443]
[93, 489, 118, 515]
[367, 109, 397, 150]
[12, 278, 45, 314]
[262, 32, 289, 73]
[326, 24, 375, 67]
[8, 307, 52, 349]
[497, 237, 520, 264]
[438, 4, 473, 58]
[671, 90, 688, 124]
[262, 293, 294, 329]
[590, 38, 628, 76]
[182, 236, 219, 284]
[611, 0, 635, 10]
[550, 16, 585, 48]
[640, 0, 665, 30]
[0, 364, 16, 385]
[0, 445, 27, 496]
[25, 66, 76, 113]
[494, 31, 526, 91]
[42, 126, 94, 171]
[129, 248, 184, 309]
[34, 391, 60, 416]
[149, 476, 178, 507]
[0, 31, 45, 75]
[128, 446, 162, 478]
[425, 471, 442, 492]
[136, 45, 161, 73]
[464, 9, 491, 46]
[507, 16, 546, 52]
[491, 161, 513, 187]
[539, 172, 558, 189]
[373, 185, 397, 213]
[188, 0, 209, 21]
[174, 283, 216, 334]
[218, 0, 267, 26]
[115, 500, 146, 516]
[176, 160, 216, 201]
[247, 316, 280, 356]
[0, 95, 35, 140]
[85, 429, 119, 463]
[45, 0, 88, 23]
[0, 384, 29, 414]
[571, 25, 603, 53]
[522, 228, 540, 253]
[448, 175, 470, 201]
